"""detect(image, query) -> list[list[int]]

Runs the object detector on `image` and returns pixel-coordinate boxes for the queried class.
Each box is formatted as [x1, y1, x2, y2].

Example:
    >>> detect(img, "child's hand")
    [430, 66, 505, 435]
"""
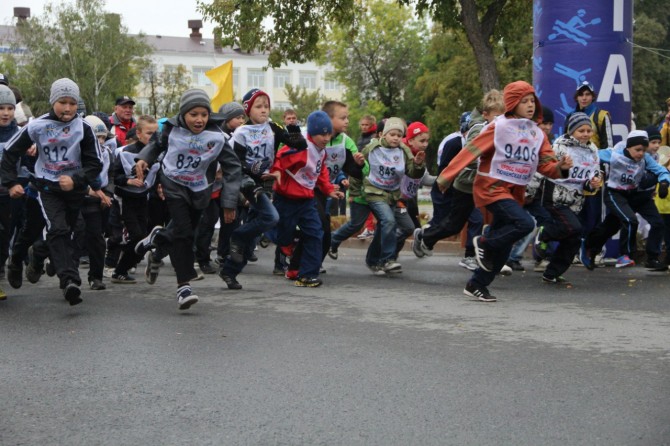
[26, 144, 37, 157]
[135, 160, 149, 182]
[589, 175, 603, 190]
[341, 178, 349, 188]
[127, 178, 144, 188]
[659, 181, 669, 199]
[223, 208, 236, 224]
[557, 154, 573, 170]
[96, 190, 112, 208]
[157, 184, 165, 200]
[59, 175, 74, 191]
[263, 171, 280, 185]
[9, 184, 24, 199]
[353, 152, 365, 166]
[414, 151, 426, 165]
[437, 182, 450, 194]
[329, 191, 345, 199]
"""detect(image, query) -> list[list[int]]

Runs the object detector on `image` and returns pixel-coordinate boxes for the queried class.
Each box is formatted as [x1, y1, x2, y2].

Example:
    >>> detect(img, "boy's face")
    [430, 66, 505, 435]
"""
[647, 139, 661, 155]
[330, 106, 349, 133]
[137, 122, 158, 145]
[481, 109, 503, 123]
[0, 104, 15, 126]
[538, 121, 554, 137]
[576, 90, 594, 109]
[571, 124, 593, 145]
[383, 129, 403, 147]
[248, 96, 270, 124]
[513, 94, 536, 120]
[310, 132, 332, 149]
[53, 98, 78, 122]
[408, 133, 430, 152]
[184, 107, 209, 134]
[626, 145, 646, 162]
[227, 115, 246, 131]
[283, 113, 298, 126]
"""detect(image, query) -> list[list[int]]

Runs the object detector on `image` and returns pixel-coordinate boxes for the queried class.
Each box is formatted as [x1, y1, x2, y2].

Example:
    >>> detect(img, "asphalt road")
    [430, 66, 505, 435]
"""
[1, 247, 669, 445]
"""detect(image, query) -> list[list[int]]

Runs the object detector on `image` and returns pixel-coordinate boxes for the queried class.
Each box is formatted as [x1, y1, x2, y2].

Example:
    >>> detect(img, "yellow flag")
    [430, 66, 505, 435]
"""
[206, 61, 234, 111]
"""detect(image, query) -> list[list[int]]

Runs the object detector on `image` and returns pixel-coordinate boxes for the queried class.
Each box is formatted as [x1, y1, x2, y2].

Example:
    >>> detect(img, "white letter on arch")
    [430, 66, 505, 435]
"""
[598, 54, 630, 102]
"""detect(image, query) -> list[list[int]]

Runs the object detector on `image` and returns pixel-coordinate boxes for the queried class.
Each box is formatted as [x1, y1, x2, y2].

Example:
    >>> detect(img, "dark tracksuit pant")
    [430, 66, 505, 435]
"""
[115, 194, 149, 275]
[0, 195, 11, 269]
[539, 205, 582, 278]
[423, 188, 480, 255]
[10, 192, 46, 266]
[105, 199, 123, 268]
[194, 195, 221, 265]
[78, 196, 107, 282]
[286, 189, 331, 272]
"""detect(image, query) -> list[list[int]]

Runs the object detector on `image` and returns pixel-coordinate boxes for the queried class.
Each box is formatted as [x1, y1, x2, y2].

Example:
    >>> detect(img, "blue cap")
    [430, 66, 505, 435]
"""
[307, 110, 332, 136]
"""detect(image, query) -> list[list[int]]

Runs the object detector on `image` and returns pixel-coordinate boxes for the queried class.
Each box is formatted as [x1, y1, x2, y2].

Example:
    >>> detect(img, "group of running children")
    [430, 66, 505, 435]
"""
[0, 77, 668, 309]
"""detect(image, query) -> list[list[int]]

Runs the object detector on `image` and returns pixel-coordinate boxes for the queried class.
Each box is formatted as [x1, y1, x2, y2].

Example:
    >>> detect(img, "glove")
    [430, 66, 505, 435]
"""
[659, 181, 669, 199]
[240, 178, 264, 203]
[284, 126, 307, 150]
[250, 157, 272, 176]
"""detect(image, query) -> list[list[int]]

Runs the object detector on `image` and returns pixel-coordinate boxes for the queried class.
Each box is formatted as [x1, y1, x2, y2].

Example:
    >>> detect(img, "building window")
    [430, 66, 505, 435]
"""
[248, 69, 265, 88]
[299, 71, 317, 90]
[233, 68, 239, 89]
[273, 70, 291, 89]
[274, 101, 292, 111]
[324, 72, 340, 91]
[192, 67, 211, 86]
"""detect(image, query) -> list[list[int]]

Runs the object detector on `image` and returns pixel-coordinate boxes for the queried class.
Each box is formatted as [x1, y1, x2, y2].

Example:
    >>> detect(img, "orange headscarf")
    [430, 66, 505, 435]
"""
[503, 80, 543, 123]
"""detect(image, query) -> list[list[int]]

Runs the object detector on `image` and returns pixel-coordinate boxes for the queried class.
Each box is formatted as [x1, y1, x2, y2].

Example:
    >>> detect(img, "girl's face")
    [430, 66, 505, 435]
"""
[409, 133, 430, 152]
[513, 94, 536, 120]
[248, 96, 270, 124]
[53, 97, 78, 122]
[184, 107, 209, 134]
[331, 106, 349, 133]
[571, 124, 593, 145]
[383, 129, 403, 147]
[227, 115, 246, 131]
[0, 104, 15, 126]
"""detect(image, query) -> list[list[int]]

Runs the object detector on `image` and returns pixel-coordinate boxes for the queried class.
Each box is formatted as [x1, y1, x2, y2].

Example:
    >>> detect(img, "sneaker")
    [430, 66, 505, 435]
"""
[533, 259, 549, 272]
[63, 282, 82, 306]
[644, 259, 667, 271]
[103, 267, 115, 278]
[111, 273, 137, 284]
[615, 255, 635, 268]
[7, 261, 22, 289]
[458, 257, 478, 271]
[273, 266, 287, 276]
[229, 242, 245, 264]
[219, 272, 242, 290]
[0, 286, 6, 300]
[542, 274, 570, 285]
[357, 229, 374, 239]
[472, 236, 493, 272]
[248, 253, 258, 262]
[382, 260, 402, 274]
[498, 264, 513, 276]
[368, 264, 386, 276]
[25, 246, 44, 284]
[295, 277, 323, 287]
[198, 262, 217, 274]
[579, 240, 595, 271]
[259, 235, 271, 249]
[319, 266, 327, 274]
[134, 225, 163, 256]
[285, 269, 299, 280]
[145, 253, 161, 284]
[128, 267, 136, 274]
[533, 226, 548, 259]
[88, 279, 107, 290]
[191, 272, 205, 281]
[327, 246, 339, 260]
[506, 260, 525, 272]
[45, 260, 56, 277]
[177, 285, 198, 310]
[464, 282, 497, 302]
[411, 228, 425, 259]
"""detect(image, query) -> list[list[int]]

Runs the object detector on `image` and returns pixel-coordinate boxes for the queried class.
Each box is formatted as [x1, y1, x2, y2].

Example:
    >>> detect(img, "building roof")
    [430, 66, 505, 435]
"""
[140, 34, 265, 59]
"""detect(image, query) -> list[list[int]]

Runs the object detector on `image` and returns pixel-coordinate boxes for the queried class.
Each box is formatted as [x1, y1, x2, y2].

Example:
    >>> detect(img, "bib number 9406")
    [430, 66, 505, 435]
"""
[504, 144, 537, 162]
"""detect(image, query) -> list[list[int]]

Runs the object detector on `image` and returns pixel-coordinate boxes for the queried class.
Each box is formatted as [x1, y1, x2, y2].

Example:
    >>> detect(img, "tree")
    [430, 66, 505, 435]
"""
[282, 83, 330, 120]
[5, 0, 151, 114]
[140, 62, 192, 118]
[322, 0, 427, 116]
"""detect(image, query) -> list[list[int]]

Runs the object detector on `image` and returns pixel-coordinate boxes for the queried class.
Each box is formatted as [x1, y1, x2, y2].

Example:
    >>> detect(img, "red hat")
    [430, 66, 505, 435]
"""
[503, 80, 543, 123]
[242, 88, 270, 115]
[406, 122, 429, 139]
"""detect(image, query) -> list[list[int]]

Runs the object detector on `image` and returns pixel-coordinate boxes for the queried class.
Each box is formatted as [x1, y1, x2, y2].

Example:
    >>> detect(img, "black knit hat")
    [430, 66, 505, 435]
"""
[644, 125, 662, 142]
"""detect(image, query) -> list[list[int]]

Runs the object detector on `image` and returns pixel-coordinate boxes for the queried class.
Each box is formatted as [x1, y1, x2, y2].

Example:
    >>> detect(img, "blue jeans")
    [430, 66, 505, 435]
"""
[394, 205, 416, 258]
[366, 200, 397, 266]
[273, 196, 323, 278]
[331, 201, 370, 249]
[471, 199, 534, 287]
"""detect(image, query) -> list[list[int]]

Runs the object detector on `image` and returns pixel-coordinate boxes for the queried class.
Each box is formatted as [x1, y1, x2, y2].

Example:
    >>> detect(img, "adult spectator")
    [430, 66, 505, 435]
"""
[571, 81, 613, 149]
[109, 95, 136, 146]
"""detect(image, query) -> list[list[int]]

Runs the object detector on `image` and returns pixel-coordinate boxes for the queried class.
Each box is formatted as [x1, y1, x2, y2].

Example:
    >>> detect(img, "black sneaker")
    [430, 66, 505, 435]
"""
[541, 274, 571, 285]
[644, 259, 668, 271]
[198, 262, 217, 274]
[327, 245, 338, 260]
[295, 277, 323, 287]
[472, 236, 493, 272]
[134, 225, 163, 256]
[45, 260, 56, 277]
[111, 272, 137, 284]
[63, 282, 83, 306]
[463, 282, 497, 302]
[88, 278, 107, 290]
[248, 252, 258, 262]
[229, 242, 245, 264]
[506, 260, 525, 271]
[219, 272, 242, 290]
[259, 235, 271, 249]
[144, 253, 161, 285]
[7, 260, 23, 289]
[25, 246, 44, 284]
[177, 285, 198, 310]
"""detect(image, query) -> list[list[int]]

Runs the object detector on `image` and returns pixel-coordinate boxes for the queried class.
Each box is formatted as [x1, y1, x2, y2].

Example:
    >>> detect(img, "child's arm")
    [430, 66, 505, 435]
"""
[643, 153, 670, 183]
[217, 142, 243, 214]
[436, 124, 495, 191]
[0, 126, 33, 193]
[75, 124, 103, 191]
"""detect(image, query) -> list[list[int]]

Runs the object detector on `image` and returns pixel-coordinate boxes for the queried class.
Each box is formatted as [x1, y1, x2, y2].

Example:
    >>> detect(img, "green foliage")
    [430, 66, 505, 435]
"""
[140, 62, 191, 118]
[322, 0, 428, 116]
[283, 83, 330, 118]
[7, 0, 151, 115]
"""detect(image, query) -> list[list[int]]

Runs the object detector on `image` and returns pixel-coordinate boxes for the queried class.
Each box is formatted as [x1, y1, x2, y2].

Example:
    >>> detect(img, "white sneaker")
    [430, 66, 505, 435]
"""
[357, 229, 375, 239]
[103, 267, 115, 278]
[498, 264, 513, 276]
[368, 264, 386, 276]
[458, 257, 478, 271]
[382, 260, 402, 274]
[177, 285, 198, 310]
[533, 259, 549, 272]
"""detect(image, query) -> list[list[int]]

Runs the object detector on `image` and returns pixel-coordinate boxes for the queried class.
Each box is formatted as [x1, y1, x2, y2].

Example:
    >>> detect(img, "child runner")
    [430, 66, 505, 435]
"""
[0, 84, 19, 300]
[435, 80, 573, 302]
[134, 89, 242, 310]
[1, 78, 103, 305]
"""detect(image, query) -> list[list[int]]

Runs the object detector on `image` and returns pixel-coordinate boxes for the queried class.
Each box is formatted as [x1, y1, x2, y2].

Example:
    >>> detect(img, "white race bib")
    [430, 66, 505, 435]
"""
[607, 148, 645, 190]
[487, 118, 542, 186]
[367, 146, 405, 191]
[29, 117, 84, 181]
[233, 122, 275, 170]
[285, 140, 324, 190]
[551, 145, 599, 190]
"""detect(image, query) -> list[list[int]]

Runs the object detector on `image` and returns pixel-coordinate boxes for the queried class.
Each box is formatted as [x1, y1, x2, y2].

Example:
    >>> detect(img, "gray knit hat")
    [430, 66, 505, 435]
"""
[218, 101, 245, 122]
[179, 88, 211, 117]
[566, 112, 592, 135]
[49, 78, 80, 105]
[0, 85, 16, 107]
[382, 117, 406, 137]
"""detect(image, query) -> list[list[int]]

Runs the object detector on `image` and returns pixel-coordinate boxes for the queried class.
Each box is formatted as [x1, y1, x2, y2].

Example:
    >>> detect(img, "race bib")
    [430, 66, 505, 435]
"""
[29, 117, 84, 181]
[285, 140, 324, 190]
[607, 148, 645, 190]
[551, 145, 599, 190]
[488, 118, 542, 186]
[367, 146, 405, 191]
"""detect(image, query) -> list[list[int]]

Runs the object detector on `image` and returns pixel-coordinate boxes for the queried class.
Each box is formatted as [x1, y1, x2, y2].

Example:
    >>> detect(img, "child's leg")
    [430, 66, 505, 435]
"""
[630, 193, 664, 261]
[81, 201, 106, 282]
[0, 195, 11, 270]
[393, 204, 415, 258]
[115, 196, 149, 275]
[331, 201, 369, 249]
[367, 200, 397, 265]
[194, 199, 220, 266]
[464, 208, 484, 258]
[543, 206, 582, 278]
[296, 201, 324, 279]
[161, 197, 201, 284]
[603, 190, 637, 257]
[422, 190, 474, 248]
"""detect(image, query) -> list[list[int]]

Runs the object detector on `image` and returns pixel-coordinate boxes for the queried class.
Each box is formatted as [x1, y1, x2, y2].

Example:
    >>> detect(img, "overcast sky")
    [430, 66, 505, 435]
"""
[1, 0, 216, 38]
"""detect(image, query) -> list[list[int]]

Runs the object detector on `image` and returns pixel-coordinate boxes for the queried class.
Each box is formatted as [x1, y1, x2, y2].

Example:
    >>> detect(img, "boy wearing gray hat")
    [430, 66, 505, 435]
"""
[0, 78, 103, 305]
[0, 84, 18, 300]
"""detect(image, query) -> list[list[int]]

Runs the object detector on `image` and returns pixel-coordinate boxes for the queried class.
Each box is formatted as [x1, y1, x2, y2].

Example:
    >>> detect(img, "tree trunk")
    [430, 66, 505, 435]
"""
[458, 0, 504, 91]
